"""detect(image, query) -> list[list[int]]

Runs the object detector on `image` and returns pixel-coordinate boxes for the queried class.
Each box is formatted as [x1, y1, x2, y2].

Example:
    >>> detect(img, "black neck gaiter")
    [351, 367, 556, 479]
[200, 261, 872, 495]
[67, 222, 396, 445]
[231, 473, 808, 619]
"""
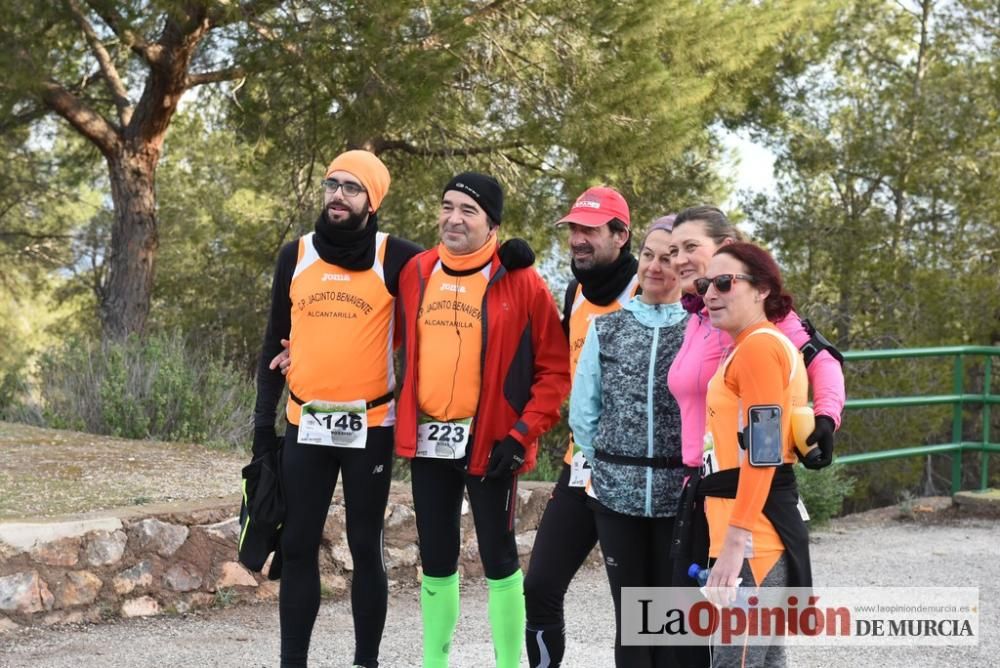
[312, 210, 379, 270]
[571, 251, 638, 306]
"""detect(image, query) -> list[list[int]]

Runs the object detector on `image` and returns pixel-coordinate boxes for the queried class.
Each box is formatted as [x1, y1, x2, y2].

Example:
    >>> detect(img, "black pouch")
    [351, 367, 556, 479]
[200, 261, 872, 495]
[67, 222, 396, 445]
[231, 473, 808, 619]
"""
[238, 448, 285, 579]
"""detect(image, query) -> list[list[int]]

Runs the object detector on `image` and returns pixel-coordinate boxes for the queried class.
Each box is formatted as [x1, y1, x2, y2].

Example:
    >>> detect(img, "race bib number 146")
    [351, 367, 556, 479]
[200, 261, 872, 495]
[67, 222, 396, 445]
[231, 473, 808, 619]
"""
[298, 399, 368, 448]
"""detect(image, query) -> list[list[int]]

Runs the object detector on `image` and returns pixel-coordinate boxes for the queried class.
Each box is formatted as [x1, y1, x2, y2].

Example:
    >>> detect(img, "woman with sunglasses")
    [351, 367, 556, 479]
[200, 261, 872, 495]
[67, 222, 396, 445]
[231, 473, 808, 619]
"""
[697, 241, 813, 667]
[568, 220, 688, 668]
[666, 207, 843, 667]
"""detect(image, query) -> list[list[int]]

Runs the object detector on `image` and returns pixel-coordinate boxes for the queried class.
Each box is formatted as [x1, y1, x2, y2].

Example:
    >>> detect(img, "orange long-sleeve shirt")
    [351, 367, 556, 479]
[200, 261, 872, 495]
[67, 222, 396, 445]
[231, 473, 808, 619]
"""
[704, 321, 807, 584]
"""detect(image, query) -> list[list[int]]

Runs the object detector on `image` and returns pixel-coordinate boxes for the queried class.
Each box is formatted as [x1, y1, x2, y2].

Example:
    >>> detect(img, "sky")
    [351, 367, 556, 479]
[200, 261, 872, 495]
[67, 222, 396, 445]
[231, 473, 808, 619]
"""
[719, 128, 778, 210]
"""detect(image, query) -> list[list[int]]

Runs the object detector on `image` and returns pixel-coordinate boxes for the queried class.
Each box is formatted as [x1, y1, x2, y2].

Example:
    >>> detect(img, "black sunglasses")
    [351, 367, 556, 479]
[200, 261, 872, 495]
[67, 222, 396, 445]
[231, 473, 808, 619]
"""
[322, 178, 366, 197]
[694, 273, 755, 295]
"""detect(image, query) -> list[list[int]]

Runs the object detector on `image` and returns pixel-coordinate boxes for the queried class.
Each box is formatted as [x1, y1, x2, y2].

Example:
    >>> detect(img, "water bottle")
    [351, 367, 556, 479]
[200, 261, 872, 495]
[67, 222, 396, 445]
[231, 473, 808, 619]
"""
[791, 406, 822, 465]
[688, 563, 709, 587]
[688, 563, 747, 608]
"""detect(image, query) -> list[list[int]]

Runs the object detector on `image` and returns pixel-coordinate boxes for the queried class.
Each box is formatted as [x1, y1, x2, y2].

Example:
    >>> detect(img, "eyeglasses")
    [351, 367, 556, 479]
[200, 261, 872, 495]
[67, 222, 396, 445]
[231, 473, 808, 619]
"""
[322, 178, 366, 197]
[694, 274, 755, 295]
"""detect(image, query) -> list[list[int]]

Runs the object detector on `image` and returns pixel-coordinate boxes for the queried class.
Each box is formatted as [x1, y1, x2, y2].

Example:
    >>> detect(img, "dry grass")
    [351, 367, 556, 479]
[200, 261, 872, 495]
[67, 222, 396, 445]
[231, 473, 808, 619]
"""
[0, 421, 247, 521]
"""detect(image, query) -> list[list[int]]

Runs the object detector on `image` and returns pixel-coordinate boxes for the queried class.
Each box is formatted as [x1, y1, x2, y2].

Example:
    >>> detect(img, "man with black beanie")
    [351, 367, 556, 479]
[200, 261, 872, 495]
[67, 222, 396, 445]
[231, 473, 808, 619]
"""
[394, 171, 570, 668]
[523, 186, 642, 668]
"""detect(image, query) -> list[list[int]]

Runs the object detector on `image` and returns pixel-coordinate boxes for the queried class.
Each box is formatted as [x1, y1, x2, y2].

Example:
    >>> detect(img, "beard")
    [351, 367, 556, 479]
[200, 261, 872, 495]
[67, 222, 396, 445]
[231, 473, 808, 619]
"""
[571, 244, 598, 270]
[326, 206, 368, 230]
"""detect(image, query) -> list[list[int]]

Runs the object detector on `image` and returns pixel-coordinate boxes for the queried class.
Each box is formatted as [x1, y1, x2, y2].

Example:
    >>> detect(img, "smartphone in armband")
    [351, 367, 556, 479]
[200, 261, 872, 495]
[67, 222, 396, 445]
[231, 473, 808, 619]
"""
[748, 405, 784, 467]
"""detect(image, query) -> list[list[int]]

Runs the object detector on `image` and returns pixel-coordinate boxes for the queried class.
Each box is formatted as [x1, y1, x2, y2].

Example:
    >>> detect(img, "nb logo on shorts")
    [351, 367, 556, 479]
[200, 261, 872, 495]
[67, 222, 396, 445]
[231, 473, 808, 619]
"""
[372, 464, 385, 474]
[605, 556, 618, 567]
[322, 273, 350, 282]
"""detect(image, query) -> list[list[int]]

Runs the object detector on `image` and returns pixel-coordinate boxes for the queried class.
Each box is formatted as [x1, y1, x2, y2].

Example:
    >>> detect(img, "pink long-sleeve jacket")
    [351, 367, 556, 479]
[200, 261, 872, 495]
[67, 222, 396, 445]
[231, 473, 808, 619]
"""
[667, 308, 846, 467]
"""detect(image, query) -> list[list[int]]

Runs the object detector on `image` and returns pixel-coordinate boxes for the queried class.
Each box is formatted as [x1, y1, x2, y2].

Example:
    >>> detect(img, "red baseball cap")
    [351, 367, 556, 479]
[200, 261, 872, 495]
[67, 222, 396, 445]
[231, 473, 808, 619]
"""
[555, 186, 630, 228]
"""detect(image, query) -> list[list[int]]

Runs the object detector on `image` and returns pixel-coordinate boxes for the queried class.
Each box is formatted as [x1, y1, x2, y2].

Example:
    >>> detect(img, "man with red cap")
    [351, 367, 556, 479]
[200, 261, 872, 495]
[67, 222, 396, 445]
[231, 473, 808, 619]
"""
[252, 150, 422, 668]
[523, 186, 645, 667]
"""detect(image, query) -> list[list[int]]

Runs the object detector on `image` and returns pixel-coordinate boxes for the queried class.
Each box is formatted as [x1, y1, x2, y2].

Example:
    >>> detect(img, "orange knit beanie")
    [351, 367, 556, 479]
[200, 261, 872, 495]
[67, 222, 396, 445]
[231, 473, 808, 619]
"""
[324, 150, 391, 212]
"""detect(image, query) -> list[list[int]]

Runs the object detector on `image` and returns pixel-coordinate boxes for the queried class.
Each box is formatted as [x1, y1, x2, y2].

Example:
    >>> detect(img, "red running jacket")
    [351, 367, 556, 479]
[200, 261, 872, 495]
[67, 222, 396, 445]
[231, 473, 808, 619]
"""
[395, 246, 570, 475]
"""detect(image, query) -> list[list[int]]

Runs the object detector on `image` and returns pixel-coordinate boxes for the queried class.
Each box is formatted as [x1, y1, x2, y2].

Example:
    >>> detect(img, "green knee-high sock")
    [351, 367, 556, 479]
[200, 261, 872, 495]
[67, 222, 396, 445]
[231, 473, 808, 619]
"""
[487, 570, 525, 668]
[421, 572, 460, 668]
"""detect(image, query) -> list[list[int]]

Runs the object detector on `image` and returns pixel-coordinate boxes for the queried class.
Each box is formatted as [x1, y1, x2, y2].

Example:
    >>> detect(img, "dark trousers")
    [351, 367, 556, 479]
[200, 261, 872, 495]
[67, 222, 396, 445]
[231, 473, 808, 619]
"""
[594, 505, 677, 668]
[524, 464, 599, 667]
[410, 457, 520, 580]
[278, 424, 393, 668]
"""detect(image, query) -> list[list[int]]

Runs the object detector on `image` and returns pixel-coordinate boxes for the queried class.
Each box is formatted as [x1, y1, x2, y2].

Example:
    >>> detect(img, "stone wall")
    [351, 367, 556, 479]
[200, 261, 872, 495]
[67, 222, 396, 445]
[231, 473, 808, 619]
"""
[0, 481, 579, 631]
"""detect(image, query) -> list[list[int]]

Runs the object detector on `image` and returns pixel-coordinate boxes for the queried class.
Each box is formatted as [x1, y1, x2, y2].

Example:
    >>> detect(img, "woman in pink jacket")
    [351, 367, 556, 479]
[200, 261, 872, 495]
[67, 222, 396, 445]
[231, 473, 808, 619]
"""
[666, 205, 846, 472]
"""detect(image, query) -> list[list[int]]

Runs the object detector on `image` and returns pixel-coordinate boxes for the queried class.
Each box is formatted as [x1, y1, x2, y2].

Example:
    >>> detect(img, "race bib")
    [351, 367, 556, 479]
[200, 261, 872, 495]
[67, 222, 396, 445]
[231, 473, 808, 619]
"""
[416, 416, 472, 459]
[569, 449, 592, 488]
[298, 399, 368, 448]
[702, 432, 720, 476]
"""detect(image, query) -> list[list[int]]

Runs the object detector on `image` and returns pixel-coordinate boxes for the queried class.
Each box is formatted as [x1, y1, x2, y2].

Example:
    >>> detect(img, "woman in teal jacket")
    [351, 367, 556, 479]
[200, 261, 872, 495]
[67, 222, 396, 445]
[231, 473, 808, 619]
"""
[569, 220, 688, 668]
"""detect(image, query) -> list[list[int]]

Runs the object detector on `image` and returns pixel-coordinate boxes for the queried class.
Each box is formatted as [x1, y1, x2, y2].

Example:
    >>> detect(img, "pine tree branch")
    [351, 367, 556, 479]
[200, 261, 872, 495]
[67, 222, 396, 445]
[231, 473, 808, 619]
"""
[372, 138, 525, 157]
[248, 16, 302, 56]
[82, 0, 161, 66]
[207, 0, 286, 28]
[0, 104, 48, 133]
[66, 0, 133, 126]
[128, 9, 213, 144]
[464, 0, 515, 26]
[0, 230, 73, 242]
[186, 66, 248, 87]
[39, 80, 121, 158]
[418, 0, 516, 49]
[499, 150, 546, 172]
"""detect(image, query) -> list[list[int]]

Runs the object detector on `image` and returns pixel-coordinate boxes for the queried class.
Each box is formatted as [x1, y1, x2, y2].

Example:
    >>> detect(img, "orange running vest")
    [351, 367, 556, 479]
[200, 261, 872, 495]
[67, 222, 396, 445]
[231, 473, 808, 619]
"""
[562, 276, 639, 464]
[285, 231, 395, 427]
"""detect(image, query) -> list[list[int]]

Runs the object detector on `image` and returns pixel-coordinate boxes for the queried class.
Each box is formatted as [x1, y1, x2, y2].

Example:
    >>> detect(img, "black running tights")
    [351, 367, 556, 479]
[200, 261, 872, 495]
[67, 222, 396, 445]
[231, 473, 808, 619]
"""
[278, 424, 393, 668]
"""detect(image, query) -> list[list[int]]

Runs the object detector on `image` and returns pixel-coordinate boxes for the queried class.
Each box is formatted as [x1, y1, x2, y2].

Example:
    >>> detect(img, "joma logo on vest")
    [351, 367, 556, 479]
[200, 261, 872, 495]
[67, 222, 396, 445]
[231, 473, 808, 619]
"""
[322, 273, 351, 282]
[440, 283, 466, 293]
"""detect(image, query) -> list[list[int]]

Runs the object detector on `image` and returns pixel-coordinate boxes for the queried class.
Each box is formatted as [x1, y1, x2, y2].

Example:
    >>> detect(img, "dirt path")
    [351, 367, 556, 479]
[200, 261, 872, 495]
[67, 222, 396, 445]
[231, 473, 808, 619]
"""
[3, 515, 996, 668]
[0, 422, 247, 520]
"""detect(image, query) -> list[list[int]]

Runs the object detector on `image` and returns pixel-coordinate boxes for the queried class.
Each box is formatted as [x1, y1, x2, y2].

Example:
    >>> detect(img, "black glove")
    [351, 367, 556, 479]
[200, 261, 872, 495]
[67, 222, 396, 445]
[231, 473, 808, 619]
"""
[497, 238, 535, 270]
[801, 415, 835, 470]
[485, 436, 526, 479]
[252, 426, 282, 459]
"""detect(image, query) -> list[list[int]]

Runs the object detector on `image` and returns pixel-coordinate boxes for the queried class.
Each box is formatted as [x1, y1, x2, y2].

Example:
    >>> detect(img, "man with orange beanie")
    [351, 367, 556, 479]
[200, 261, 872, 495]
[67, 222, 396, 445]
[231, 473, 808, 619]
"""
[253, 149, 421, 668]
[254, 153, 538, 668]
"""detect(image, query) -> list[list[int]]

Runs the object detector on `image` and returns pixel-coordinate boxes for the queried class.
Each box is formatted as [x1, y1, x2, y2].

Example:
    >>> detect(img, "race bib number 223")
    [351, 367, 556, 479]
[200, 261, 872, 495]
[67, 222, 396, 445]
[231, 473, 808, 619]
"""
[416, 417, 472, 459]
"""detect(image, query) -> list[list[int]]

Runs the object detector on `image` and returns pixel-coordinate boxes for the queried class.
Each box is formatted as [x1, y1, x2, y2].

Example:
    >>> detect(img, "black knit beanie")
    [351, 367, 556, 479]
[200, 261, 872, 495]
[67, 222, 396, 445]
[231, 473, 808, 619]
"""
[442, 172, 504, 225]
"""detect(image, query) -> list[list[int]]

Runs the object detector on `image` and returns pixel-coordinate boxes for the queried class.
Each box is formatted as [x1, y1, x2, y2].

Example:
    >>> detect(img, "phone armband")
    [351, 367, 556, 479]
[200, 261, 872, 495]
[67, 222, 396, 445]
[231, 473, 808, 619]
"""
[747, 404, 784, 467]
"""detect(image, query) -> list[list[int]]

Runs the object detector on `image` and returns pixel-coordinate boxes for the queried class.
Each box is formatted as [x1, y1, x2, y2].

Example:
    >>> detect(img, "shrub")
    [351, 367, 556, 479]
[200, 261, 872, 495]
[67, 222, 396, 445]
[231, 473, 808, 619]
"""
[521, 406, 570, 482]
[24, 331, 254, 450]
[796, 464, 856, 526]
[0, 360, 36, 423]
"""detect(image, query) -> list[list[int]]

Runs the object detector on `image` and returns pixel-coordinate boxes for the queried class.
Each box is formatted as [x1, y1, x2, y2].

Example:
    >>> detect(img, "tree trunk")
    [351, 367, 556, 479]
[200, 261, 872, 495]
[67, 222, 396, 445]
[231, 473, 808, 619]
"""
[101, 146, 160, 340]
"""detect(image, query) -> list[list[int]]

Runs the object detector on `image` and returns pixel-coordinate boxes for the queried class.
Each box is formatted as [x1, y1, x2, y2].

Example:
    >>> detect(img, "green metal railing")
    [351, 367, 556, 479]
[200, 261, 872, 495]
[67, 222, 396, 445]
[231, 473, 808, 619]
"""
[835, 346, 1000, 494]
